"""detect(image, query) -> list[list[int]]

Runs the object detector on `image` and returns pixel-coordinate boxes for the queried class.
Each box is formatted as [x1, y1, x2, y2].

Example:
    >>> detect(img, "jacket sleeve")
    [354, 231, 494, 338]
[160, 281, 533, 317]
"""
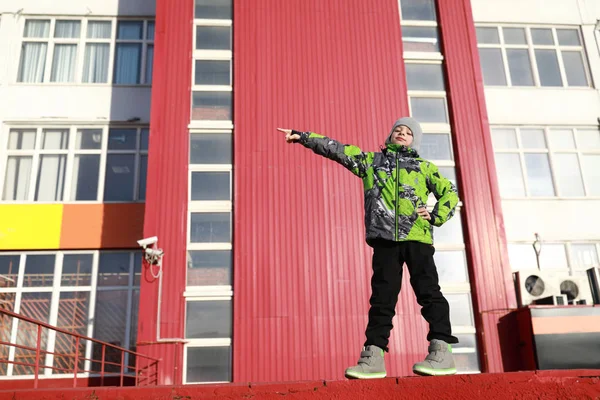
[425, 162, 459, 227]
[293, 130, 372, 178]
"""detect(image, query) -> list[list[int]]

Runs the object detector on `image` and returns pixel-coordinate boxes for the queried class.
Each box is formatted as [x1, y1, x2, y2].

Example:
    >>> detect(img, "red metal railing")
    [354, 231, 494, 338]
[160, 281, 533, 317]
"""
[0, 309, 160, 388]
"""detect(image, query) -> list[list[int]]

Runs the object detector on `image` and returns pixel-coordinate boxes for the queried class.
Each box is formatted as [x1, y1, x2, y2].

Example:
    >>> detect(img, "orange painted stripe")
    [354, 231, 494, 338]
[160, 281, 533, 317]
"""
[60, 203, 145, 249]
[532, 316, 600, 335]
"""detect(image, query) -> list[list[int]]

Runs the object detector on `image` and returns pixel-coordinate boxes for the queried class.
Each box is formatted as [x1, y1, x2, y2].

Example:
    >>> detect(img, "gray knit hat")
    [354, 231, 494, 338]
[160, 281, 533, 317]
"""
[385, 117, 423, 152]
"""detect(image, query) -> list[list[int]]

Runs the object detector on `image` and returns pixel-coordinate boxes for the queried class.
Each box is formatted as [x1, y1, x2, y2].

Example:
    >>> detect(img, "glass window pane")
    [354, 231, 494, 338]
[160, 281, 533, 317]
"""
[535, 49, 563, 87]
[138, 155, 148, 201]
[8, 129, 36, 150]
[494, 153, 526, 197]
[190, 133, 232, 164]
[524, 154, 555, 196]
[41, 129, 69, 149]
[0, 255, 20, 288]
[186, 300, 231, 338]
[54, 20, 81, 38]
[405, 63, 445, 91]
[18, 43, 47, 83]
[400, 0, 437, 21]
[186, 347, 231, 383]
[195, 0, 232, 19]
[71, 155, 100, 201]
[76, 129, 103, 149]
[420, 134, 452, 160]
[54, 292, 90, 374]
[438, 167, 458, 189]
[401, 26, 439, 52]
[195, 26, 231, 50]
[92, 290, 128, 372]
[571, 244, 599, 269]
[129, 289, 139, 350]
[502, 27, 527, 45]
[104, 155, 135, 201]
[192, 91, 232, 120]
[108, 128, 137, 150]
[195, 60, 230, 85]
[557, 29, 581, 46]
[434, 251, 468, 283]
[508, 243, 538, 270]
[491, 128, 518, 149]
[562, 51, 588, 87]
[476, 27, 500, 44]
[23, 254, 55, 287]
[24, 20, 50, 38]
[506, 49, 534, 86]
[98, 252, 131, 286]
[520, 129, 546, 149]
[50, 44, 77, 82]
[446, 293, 474, 327]
[433, 211, 464, 244]
[581, 155, 600, 196]
[410, 97, 447, 123]
[3, 157, 33, 201]
[187, 250, 231, 286]
[62, 254, 93, 286]
[14, 293, 52, 376]
[141, 128, 149, 150]
[133, 253, 142, 286]
[35, 154, 67, 201]
[576, 130, 600, 149]
[531, 28, 554, 45]
[83, 43, 110, 83]
[145, 44, 154, 84]
[0, 292, 16, 375]
[191, 172, 230, 201]
[190, 212, 231, 243]
[114, 43, 141, 84]
[117, 21, 143, 39]
[479, 48, 507, 86]
[147, 21, 155, 40]
[87, 21, 112, 39]
[548, 129, 575, 149]
[539, 244, 568, 270]
[553, 154, 584, 197]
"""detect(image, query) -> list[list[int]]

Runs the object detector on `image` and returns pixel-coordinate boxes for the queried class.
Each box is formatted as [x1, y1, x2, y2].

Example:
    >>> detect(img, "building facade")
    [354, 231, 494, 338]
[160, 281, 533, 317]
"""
[0, 0, 598, 387]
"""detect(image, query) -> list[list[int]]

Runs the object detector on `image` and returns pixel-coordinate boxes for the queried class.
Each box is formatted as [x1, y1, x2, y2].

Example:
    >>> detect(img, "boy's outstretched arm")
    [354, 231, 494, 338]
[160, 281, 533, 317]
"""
[425, 163, 459, 227]
[277, 128, 371, 178]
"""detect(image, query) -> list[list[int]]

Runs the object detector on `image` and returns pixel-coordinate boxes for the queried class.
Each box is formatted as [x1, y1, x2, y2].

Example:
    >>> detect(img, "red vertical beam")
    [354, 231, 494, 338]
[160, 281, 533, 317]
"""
[137, 0, 192, 385]
[437, 0, 517, 372]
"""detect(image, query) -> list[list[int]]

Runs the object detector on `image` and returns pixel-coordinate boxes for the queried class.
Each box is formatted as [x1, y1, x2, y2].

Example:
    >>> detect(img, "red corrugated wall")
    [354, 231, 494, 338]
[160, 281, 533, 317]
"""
[437, 0, 516, 373]
[137, 0, 192, 385]
[231, 0, 439, 381]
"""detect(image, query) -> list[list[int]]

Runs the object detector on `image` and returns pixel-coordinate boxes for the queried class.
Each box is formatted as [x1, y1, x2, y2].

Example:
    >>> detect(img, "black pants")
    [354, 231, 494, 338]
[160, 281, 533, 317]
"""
[364, 239, 458, 352]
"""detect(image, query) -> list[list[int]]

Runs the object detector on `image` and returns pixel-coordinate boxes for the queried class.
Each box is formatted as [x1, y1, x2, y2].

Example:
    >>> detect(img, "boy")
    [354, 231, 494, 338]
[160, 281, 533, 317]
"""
[277, 117, 459, 378]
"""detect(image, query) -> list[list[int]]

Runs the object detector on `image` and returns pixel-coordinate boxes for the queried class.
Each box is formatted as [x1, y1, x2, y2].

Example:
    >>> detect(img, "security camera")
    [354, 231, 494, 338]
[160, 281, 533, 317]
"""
[145, 248, 164, 258]
[137, 236, 158, 248]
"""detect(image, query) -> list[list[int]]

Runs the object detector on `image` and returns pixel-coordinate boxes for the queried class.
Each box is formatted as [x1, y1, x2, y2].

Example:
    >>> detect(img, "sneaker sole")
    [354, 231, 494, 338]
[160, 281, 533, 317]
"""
[345, 370, 387, 379]
[412, 366, 457, 376]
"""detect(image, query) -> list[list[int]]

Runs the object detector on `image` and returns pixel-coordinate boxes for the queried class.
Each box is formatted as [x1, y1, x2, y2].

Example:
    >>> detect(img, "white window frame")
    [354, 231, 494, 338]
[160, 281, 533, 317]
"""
[508, 241, 600, 276]
[491, 126, 600, 199]
[0, 124, 149, 203]
[476, 24, 592, 88]
[0, 250, 140, 379]
[16, 16, 154, 86]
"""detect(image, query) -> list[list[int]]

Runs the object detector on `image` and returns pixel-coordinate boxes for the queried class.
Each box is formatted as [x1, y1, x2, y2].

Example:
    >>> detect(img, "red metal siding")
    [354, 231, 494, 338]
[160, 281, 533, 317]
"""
[437, 0, 517, 372]
[232, 0, 437, 382]
[137, 0, 192, 385]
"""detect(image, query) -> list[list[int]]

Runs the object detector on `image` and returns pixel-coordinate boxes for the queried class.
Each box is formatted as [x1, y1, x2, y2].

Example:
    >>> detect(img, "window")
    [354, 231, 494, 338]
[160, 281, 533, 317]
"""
[476, 25, 590, 87]
[491, 127, 600, 198]
[2, 126, 148, 202]
[508, 241, 600, 276]
[17, 18, 154, 85]
[0, 251, 140, 377]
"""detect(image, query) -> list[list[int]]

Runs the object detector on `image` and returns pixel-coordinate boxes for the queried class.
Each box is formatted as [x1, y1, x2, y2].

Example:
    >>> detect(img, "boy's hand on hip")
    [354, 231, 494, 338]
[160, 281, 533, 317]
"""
[417, 207, 431, 220]
[277, 128, 300, 143]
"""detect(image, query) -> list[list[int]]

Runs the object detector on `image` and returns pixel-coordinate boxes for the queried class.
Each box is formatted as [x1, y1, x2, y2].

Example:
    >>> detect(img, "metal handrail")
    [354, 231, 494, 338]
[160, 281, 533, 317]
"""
[0, 308, 160, 388]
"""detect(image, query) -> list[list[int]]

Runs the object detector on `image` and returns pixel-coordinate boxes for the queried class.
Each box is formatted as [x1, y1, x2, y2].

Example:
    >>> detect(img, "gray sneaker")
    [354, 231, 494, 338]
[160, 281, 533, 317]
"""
[412, 339, 457, 376]
[344, 345, 386, 379]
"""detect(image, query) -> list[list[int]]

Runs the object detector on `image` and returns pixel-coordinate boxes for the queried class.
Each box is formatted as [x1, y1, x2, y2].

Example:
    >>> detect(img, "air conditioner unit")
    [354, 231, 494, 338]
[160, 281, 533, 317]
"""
[587, 268, 600, 305]
[514, 270, 561, 307]
[555, 275, 594, 305]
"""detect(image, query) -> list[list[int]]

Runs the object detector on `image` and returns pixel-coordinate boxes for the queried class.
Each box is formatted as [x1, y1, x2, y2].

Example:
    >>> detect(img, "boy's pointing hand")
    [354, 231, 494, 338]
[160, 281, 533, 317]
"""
[277, 128, 300, 144]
